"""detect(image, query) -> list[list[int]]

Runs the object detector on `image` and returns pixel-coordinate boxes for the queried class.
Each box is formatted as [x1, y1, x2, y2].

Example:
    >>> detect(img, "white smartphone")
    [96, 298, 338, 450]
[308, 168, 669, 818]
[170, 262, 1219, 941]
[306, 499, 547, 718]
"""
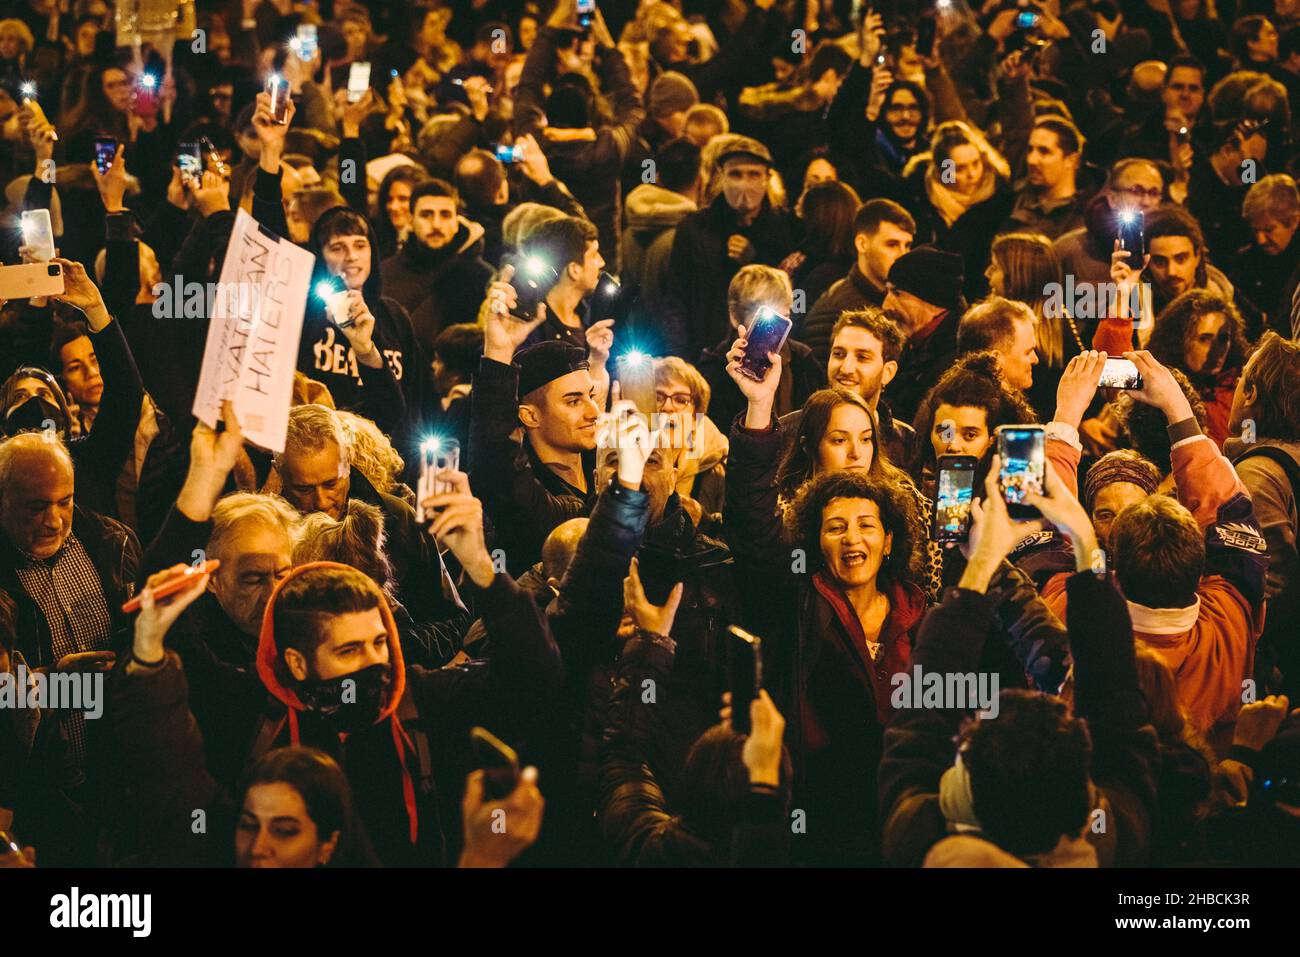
[20, 209, 55, 262]
[347, 61, 371, 104]
[0, 261, 64, 299]
[417, 438, 460, 522]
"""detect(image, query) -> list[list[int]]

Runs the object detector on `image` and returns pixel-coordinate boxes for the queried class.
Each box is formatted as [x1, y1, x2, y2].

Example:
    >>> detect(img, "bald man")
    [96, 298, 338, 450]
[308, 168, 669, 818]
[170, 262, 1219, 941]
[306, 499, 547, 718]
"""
[0, 433, 139, 767]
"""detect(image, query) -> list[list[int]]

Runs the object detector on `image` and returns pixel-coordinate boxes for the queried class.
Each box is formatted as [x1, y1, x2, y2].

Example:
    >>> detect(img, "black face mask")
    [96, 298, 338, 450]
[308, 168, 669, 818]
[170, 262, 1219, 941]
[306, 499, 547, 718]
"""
[3, 395, 66, 440]
[297, 662, 392, 733]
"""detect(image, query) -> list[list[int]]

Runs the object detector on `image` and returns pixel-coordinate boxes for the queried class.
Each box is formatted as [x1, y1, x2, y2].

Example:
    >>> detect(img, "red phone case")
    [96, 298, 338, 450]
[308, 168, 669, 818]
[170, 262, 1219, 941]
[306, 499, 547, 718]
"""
[121, 560, 221, 613]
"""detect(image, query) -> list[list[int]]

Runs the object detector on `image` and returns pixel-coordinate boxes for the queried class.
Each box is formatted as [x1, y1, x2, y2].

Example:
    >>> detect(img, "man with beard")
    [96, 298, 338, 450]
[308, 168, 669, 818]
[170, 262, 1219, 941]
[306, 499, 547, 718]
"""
[380, 179, 495, 358]
[114, 471, 563, 867]
[1004, 117, 1089, 241]
[797, 199, 915, 365]
[1114, 206, 1235, 328]
[782, 309, 915, 467]
[661, 136, 797, 359]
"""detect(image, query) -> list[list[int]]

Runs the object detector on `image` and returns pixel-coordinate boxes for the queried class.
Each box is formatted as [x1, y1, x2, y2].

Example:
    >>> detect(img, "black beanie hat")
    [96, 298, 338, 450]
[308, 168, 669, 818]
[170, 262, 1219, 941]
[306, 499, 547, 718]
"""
[515, 341, 589, 400]
[887, 245, 966, 311]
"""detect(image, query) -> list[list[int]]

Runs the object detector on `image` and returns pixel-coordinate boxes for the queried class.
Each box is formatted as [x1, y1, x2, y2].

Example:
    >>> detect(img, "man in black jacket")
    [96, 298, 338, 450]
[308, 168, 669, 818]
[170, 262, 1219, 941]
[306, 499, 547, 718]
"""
[881, 245, 968, 425]
[797, 198, 916, 366]
[662, 136, 797, 360]
[380, 178, 495, 357]
[469, 290, 602, 578]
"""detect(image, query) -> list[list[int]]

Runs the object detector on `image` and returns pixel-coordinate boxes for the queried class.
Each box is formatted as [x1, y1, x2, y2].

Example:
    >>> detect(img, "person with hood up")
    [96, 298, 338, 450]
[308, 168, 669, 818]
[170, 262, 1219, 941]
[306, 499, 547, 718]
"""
[112, 466, 563, 867]
[380, 178, 494, 358]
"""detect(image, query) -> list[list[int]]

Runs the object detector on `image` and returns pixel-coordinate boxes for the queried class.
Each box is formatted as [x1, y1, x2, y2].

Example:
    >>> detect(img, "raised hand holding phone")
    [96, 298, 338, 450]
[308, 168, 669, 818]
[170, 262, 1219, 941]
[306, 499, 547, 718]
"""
[421, 472, 496, 588]
[130, 562, 215, 669]
[725, 322, 783, 428]
[623, 556, 684, 637]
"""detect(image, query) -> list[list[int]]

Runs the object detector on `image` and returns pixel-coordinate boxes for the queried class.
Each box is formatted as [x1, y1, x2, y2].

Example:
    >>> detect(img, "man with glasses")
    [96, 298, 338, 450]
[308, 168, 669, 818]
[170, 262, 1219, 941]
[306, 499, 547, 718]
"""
[1055, 158, 1165, 289]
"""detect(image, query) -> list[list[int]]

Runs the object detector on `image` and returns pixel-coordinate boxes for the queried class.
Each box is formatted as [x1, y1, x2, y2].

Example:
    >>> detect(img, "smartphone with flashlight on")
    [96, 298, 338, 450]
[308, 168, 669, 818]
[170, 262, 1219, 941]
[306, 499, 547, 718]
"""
[417, 437, 460, 522]
[739, 306, 793, 381]
[470, 726, 520, 800]
[267, 73, 290, 124]
[727, 625, 763, 735]
[576, 0, 595, 30]
[176, 141, 203, 191]
[617, 350, 657, 416]
[507, 254, 559, 321]
[996, 425, 1045, 520]
[1116, 207, 1145, 261]
[20, 209, 55, 262]
[347, 61, 371, 104]
[933, 454, 977, 543]
[315, 276, 351, 328]
[18, 80, 36, 104]
[94, 136, 118, 175]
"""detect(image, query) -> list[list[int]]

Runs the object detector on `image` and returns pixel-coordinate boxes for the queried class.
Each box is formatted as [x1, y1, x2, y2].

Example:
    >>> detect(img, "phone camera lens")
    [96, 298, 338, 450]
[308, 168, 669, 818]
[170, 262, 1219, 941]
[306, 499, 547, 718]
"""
[47, 265, 59, 276]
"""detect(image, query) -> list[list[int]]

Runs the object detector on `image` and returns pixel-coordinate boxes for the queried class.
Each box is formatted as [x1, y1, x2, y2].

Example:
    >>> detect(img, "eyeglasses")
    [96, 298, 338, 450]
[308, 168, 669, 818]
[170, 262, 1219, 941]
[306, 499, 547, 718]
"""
[655, 391, 694, 410]
[886, 104, 922, 115]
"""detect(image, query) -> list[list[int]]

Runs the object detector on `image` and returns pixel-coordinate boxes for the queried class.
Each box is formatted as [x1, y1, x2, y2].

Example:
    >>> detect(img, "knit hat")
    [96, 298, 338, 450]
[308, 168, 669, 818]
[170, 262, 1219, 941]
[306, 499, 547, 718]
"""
[649, 71, 699, 118]
[1083, 449, 1161, 513]
[887, 245, 965, 312]
[515, 341, 590, 400]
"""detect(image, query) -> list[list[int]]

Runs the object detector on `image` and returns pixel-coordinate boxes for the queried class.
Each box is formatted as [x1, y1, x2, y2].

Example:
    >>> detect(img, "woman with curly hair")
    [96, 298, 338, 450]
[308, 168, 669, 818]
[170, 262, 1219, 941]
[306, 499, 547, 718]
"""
[721, 340, 927, 865]
[1146, 289, 1253, 447]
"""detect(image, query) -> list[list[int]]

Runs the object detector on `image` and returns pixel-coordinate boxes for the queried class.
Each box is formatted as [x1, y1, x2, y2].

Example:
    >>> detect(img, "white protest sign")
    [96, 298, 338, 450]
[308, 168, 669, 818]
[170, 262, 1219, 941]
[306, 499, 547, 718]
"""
[192, 209, 312, 452]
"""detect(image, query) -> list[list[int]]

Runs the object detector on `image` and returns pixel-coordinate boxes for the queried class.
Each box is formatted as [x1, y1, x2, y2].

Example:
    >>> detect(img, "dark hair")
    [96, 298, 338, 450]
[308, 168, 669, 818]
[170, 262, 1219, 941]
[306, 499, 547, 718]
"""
[881, 79, 931, 139]
[1147, 289, 1252, 383]
[1111, 493, 1206, 607]
[853, 197, 916, 237]
[1167, 53, 1207, 82]
[961, 691, 1093, 857]
[314, 207, 372, 246]
[1113, 369, 1208, 473]
[375, 165, 430, 249]
[831, 307, 904, 364]
[1242, 331, 1300, 440]
[238, 747, 378, 867]
[546, 72, 594, 129]
[409, 178, 459, 211]
[454, 149, 506, 208]
[522, 215, 598, 270]
[655, 137, 702, 193]
[1231, 14, 1274, 64]
[49, 322, 91, 374]
[789, 469, 923, 587]
[1032, 115, 1085, 156]
[433, 323, 485, 381]
[273, 566, 383, 681]
[679, 725, 792, 849]
[1144, 204, 1206, 254]
[778, 388, 906, 499]
[911, 352, 1038, 475]
[799, 182, 859, 261]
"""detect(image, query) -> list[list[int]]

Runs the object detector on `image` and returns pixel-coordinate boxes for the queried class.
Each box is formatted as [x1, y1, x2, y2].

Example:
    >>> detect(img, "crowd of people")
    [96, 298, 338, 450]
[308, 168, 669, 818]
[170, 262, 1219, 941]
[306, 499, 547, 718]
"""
[1, 0, 1299, 871]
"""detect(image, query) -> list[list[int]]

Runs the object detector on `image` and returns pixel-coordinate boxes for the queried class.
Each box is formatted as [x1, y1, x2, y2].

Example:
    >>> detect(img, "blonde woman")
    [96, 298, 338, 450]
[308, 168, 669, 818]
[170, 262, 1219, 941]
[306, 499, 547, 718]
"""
[902, 120, 1013, 299]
